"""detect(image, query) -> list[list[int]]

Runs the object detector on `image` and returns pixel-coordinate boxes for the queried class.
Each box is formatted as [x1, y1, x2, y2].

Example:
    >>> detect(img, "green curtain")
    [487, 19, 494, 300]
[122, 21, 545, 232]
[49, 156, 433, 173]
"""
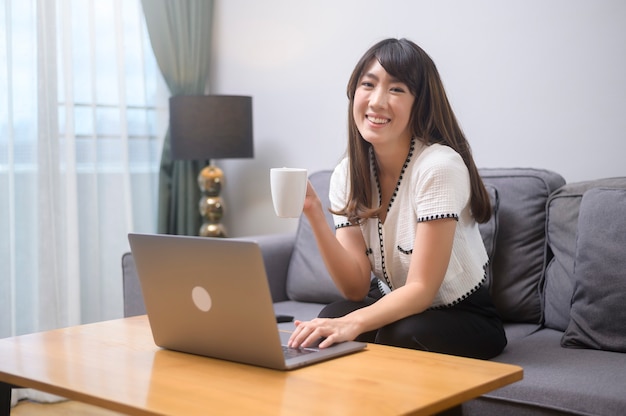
[141, 0, 214, 235]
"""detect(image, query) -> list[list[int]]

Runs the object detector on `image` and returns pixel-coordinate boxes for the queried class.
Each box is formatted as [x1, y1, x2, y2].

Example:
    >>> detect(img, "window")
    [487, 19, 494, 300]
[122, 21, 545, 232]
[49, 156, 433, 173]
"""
[0, 0, 168, 337]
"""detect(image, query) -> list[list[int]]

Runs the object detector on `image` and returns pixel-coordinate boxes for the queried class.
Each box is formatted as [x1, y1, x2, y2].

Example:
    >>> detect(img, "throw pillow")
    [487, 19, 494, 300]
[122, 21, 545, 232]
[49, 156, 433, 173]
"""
[561, 188, 626, 352]
[285, 171, 345, 303]
[479, 168, 566, 323]
[542, 177, 626, 331]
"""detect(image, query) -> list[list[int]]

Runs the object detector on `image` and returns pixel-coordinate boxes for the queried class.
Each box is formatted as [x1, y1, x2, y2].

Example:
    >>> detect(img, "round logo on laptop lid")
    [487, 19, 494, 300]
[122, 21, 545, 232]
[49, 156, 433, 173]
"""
[191, 286, 212, 312]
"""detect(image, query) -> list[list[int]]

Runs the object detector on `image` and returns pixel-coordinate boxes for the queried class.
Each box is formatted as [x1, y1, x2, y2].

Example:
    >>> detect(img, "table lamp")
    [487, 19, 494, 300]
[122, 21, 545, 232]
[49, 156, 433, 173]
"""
[169, 95, 253, 237]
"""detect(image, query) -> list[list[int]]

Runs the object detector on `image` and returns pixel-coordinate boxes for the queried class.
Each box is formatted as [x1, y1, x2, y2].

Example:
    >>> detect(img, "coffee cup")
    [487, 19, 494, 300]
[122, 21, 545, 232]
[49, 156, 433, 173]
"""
[270, 168, 308, 218]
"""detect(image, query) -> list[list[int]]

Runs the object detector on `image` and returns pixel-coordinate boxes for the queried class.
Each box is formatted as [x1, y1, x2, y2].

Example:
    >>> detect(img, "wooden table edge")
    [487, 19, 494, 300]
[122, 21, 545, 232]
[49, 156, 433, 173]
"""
[0, 317, 524, 416]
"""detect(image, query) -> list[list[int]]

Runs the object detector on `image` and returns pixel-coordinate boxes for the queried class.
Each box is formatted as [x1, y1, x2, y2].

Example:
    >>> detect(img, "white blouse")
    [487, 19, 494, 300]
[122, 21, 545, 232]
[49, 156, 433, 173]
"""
[329, 140, 488, 308]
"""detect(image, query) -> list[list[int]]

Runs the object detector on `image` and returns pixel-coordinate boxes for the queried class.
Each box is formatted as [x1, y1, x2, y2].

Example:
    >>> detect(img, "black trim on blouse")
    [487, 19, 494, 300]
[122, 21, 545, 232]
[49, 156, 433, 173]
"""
[418, 213, 459, 222]
[372, 138, 416, 291]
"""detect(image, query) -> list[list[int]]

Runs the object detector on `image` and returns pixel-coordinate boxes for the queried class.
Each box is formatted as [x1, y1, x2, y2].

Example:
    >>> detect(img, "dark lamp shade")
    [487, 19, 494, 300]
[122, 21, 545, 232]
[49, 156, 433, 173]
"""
[169, 95, 254, 160]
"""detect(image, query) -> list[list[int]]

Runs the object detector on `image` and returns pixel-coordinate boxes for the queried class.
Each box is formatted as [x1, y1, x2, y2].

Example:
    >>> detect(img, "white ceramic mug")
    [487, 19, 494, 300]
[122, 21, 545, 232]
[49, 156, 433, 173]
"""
[270, 168, 308, 218]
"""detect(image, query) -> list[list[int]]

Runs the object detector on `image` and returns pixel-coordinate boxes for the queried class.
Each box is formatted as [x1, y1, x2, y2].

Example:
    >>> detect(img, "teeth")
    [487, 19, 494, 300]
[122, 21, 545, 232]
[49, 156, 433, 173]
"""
[367, 116, 389, 124]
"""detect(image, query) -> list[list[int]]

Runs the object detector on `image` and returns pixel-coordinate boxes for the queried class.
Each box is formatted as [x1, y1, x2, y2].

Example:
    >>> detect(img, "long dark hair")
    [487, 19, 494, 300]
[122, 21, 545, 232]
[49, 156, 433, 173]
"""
[337, 38, 491, 224]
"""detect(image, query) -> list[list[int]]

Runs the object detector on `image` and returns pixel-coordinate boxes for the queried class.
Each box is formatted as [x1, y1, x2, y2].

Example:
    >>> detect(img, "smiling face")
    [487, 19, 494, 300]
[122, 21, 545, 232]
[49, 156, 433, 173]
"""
[352, 59, 415, 150]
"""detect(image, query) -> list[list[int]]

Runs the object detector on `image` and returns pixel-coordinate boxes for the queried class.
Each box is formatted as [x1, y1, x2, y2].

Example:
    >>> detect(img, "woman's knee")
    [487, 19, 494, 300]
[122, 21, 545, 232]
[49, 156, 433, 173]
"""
[375, 318, 432, 350]
[375, 313, 506, 359]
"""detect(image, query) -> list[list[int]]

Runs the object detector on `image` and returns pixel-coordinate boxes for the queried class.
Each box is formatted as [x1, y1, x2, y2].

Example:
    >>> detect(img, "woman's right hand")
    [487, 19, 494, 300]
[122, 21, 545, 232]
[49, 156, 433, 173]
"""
[302, 180, 324, 217]
[300, 179, 371, 301]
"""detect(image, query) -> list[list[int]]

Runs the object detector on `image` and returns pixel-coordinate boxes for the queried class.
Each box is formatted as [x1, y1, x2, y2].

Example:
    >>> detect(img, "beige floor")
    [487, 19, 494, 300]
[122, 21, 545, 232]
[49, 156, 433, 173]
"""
[12, 400, 126, 415]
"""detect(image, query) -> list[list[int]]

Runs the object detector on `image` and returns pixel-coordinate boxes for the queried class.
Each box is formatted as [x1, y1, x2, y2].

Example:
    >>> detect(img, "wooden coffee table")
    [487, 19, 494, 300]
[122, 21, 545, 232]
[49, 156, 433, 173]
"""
[0, 316, 522, 415]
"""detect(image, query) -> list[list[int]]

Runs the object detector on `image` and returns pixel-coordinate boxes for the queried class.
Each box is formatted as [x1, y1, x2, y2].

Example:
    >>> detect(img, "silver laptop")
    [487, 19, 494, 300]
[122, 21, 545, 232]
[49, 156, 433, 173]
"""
[127, 233, 366, 370]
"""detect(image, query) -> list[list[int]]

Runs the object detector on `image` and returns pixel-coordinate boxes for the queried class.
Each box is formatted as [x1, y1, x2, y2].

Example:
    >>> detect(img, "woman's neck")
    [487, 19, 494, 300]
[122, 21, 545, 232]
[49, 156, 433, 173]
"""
[371, 138, 414, 220]
[372, 139, 412, 180]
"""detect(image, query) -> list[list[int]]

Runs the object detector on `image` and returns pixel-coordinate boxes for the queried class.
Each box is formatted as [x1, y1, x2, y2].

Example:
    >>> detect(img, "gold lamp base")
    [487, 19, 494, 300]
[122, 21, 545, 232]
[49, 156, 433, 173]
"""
[198, 165, 226, 237]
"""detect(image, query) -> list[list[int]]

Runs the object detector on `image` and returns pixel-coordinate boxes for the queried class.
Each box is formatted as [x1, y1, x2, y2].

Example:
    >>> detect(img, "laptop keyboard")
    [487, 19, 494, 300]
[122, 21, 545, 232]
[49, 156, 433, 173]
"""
[282, 345, 318, 359]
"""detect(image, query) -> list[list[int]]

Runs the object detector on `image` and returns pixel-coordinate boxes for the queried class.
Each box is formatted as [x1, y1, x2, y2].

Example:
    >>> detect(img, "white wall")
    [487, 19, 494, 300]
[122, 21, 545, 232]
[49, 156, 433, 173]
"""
[210, 0, 626, 237]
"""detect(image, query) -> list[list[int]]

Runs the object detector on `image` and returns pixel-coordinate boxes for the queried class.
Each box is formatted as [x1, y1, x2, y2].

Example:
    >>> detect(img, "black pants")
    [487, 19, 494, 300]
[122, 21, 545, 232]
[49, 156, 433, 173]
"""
[318, 282, 507, 360]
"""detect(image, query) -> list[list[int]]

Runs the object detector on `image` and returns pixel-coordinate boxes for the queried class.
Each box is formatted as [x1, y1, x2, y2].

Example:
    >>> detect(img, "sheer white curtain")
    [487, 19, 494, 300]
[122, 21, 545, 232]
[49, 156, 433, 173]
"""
[0, 0, 167, 339]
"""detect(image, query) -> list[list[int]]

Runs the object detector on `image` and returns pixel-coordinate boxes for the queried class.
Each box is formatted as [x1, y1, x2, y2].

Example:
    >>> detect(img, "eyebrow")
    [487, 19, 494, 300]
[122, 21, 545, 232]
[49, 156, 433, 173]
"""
[362, 72, 402, 83]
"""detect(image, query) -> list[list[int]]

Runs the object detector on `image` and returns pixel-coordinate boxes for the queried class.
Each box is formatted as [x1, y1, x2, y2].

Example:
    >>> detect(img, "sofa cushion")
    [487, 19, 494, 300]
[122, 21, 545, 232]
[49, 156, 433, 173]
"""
[561, 188, 626, 352]
[479, 168, 565, 323]
[285, 170, 345, 303]
[465, 328, 626, 416]
[542, 178, 626, 331]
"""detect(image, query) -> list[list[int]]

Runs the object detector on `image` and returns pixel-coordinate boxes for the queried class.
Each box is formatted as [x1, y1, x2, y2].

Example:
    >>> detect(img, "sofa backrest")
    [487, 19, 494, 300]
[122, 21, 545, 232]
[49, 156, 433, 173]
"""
[286, 167, 566, 325]
[285, 170, 499, 304]
[542, 177, 626, 331]
[283, 170, 506, 305]
[479, 168, 565, 323]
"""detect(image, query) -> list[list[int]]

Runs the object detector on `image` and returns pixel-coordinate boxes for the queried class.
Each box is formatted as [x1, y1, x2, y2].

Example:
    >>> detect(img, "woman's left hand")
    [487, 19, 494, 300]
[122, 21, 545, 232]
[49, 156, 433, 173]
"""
[287, 317, 361, 349]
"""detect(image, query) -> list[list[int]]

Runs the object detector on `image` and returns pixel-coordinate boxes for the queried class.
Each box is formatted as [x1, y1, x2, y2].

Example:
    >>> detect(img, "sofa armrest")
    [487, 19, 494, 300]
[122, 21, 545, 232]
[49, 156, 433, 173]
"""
[122, 252, 146, 317]
[240, 233, 295, 302]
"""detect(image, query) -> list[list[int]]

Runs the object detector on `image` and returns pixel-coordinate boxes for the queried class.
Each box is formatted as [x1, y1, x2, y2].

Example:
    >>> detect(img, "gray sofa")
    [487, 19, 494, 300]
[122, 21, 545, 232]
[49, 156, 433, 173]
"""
[123, 168, 626, 416]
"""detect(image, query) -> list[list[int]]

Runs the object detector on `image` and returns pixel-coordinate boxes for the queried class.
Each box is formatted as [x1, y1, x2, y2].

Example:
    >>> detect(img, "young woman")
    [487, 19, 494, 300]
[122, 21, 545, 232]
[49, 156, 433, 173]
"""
[288, 38, 506, 360]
